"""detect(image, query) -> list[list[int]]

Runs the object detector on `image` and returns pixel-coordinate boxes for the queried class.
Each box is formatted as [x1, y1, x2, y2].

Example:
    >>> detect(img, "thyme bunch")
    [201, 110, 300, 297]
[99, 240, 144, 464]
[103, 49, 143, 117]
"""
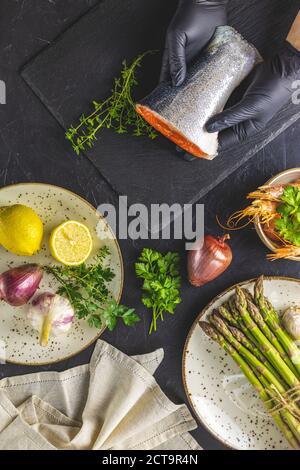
[66, 51, 157, 155]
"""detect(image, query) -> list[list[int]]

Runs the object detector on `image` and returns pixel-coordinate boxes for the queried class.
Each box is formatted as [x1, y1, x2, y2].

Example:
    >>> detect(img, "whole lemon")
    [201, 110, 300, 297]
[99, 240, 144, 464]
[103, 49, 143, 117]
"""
[0, 205, 43, 256]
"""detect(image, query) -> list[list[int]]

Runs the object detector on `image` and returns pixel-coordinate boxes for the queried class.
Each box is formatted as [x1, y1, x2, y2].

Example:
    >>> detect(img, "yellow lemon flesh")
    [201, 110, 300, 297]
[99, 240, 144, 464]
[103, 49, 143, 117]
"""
[0, 204, 43, 256]
[50, 221, 93, 266]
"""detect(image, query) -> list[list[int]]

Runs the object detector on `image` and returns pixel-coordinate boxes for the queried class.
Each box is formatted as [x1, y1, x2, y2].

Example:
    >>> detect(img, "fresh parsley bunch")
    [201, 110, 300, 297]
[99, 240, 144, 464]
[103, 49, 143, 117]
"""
[46, 246, 140, 331]
[135, 248, 182, 334]
[275, 186, 300, 247]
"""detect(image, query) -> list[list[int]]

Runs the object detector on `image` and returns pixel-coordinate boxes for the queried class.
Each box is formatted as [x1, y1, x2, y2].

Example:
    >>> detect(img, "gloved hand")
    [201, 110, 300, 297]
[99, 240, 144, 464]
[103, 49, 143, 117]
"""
[206, 42, 300, 149]
[160, 0, 228, 86]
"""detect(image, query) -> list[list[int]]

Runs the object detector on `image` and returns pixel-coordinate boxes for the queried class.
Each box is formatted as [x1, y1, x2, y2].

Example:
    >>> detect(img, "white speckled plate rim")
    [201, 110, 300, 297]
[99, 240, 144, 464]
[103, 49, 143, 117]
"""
[182, 276, 300, 450]
[0, 183, 124, 366]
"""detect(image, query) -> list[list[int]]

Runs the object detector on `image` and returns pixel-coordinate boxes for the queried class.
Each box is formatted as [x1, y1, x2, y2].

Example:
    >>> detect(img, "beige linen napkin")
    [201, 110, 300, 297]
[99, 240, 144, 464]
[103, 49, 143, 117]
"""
[0, 340, 200, 450]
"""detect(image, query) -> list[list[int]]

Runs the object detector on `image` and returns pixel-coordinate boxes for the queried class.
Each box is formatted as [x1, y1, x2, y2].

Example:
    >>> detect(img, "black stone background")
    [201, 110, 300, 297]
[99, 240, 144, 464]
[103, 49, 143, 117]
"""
[0, 0, 299, 450]
[21, 0, 300, 231]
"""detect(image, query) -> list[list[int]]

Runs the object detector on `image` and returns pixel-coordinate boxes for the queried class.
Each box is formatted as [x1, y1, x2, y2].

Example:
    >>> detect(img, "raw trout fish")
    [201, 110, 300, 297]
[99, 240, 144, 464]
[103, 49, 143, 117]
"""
[136, 26, 261, 160]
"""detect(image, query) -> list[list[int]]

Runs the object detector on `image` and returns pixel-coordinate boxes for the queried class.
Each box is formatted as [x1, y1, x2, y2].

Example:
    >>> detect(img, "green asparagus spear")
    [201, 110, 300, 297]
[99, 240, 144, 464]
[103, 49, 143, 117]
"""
[228, 324, 283, 383]
[241, 288, 255, 304]
[218, 306, 240, 328]
[236, 287, 299, 389]
[247, 300, 299, 378]
[227, 297, 261, 346]
[228, 297, 241, 320]
[199, 321, 300, 449]
[247, 301, 281, 347]
[256, 372, 300, 447]
[254, 277, 300, 377]
[228, 325, 256, 351]
[225, 298, 288, 384]
[228, 295, 262, 346]
[209, 312, 287, 393]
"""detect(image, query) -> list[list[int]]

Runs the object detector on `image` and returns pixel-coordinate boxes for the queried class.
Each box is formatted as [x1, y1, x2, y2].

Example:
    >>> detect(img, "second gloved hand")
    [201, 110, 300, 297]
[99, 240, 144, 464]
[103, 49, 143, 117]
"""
[160, 0, 228, 86]
[206, 42, 300, 149]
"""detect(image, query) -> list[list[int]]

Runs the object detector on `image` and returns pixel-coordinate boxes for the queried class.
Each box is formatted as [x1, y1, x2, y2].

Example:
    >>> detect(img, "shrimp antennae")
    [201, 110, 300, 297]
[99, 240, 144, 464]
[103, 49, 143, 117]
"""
[267, 245, 300, 260]
[215, 214, 252, 231]
[226, 200, 277, 228]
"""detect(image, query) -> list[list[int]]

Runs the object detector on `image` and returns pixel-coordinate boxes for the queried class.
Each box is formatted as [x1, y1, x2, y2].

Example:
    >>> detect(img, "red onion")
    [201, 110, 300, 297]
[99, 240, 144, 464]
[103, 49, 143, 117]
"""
[187, 235, 232, 287]
[0, 264, 43, 306]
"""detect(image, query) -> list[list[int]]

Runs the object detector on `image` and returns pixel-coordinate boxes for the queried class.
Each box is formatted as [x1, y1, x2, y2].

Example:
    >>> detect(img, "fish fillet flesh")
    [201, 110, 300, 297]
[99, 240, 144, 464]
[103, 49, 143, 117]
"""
[136, 26, 261, 160]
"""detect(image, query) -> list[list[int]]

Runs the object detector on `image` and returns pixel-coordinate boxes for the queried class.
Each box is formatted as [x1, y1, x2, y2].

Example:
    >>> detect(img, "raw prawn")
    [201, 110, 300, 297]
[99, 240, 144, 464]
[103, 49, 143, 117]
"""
[247, 181, 300, 201]
[227, 200, 278, 228]
[268, 245, 300, 260]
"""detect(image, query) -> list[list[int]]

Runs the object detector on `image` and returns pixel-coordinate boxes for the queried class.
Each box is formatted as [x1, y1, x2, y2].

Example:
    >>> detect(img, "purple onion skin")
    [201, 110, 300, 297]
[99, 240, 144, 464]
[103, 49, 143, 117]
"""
[0, 264, 43, 306]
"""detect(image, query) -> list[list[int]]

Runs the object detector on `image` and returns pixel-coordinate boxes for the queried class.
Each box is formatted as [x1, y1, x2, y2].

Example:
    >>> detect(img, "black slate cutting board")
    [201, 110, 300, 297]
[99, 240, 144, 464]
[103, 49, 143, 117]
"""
[21, 0, 300, 232]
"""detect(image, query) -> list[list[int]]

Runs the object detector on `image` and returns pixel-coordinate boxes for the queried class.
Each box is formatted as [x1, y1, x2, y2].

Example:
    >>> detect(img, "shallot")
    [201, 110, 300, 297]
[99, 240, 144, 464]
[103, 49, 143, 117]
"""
[187, 235, 232, 287]
[0, 264, 43, 306]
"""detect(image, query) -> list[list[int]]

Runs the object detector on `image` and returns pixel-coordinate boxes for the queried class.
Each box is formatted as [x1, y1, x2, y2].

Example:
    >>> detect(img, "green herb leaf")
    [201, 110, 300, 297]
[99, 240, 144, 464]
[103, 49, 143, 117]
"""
[135, 248, 181, 335]
[275, 186, 300, 247]
[45, 247, 139, 331]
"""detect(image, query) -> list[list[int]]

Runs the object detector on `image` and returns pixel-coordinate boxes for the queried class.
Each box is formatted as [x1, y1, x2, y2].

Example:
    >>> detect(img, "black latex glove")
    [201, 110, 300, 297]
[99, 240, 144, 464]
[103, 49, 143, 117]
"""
[206, 42, 300, 149]
[160, 0, 228, 86]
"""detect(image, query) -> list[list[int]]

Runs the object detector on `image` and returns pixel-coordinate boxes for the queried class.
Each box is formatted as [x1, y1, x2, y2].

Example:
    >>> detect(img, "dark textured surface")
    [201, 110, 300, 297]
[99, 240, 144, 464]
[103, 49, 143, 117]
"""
[21, 0, 300, 229]
[0, 0, 300, 451]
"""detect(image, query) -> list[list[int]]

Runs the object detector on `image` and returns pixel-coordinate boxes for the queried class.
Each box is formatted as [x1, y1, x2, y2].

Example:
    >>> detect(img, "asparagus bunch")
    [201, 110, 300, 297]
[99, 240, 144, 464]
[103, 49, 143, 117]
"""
[200, 276, 300, 449]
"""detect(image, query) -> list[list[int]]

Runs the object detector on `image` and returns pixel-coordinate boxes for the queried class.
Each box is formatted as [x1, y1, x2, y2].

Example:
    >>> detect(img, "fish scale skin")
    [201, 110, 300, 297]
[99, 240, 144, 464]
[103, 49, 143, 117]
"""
[137, 26, 261, 159]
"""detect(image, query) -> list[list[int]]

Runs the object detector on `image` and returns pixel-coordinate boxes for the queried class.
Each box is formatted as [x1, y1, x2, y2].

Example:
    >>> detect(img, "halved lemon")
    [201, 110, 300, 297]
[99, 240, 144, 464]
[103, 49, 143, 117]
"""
[49, 221, 93, 266]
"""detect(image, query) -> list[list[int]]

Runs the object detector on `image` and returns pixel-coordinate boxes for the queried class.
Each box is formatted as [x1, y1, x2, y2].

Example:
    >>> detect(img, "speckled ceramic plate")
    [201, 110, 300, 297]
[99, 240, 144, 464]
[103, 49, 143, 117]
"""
[0, 183, 123, 365]
[183, 277, 300, 450]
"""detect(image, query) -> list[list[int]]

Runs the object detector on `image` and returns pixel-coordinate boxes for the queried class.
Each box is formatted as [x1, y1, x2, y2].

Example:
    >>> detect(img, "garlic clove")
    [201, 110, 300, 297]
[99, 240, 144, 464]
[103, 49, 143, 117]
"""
[28, 292, 74, 347]
[282, 307, 300, 341]
[40, 313, 54, 347]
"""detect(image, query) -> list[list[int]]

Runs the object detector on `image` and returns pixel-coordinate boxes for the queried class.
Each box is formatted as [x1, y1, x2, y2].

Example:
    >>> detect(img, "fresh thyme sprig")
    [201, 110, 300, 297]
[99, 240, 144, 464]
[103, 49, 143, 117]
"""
[66, 51, 157, 155]
[45, 246, 140, 331]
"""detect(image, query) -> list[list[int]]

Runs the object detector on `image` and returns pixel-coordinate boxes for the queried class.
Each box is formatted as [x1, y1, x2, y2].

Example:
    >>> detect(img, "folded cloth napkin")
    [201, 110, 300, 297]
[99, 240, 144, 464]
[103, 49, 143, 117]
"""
[0, 340, 201, 450]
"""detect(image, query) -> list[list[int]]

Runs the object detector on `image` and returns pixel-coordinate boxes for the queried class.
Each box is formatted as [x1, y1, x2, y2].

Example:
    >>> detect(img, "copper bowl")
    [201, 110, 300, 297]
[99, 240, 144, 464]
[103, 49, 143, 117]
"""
[255, 168, 300, 261]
